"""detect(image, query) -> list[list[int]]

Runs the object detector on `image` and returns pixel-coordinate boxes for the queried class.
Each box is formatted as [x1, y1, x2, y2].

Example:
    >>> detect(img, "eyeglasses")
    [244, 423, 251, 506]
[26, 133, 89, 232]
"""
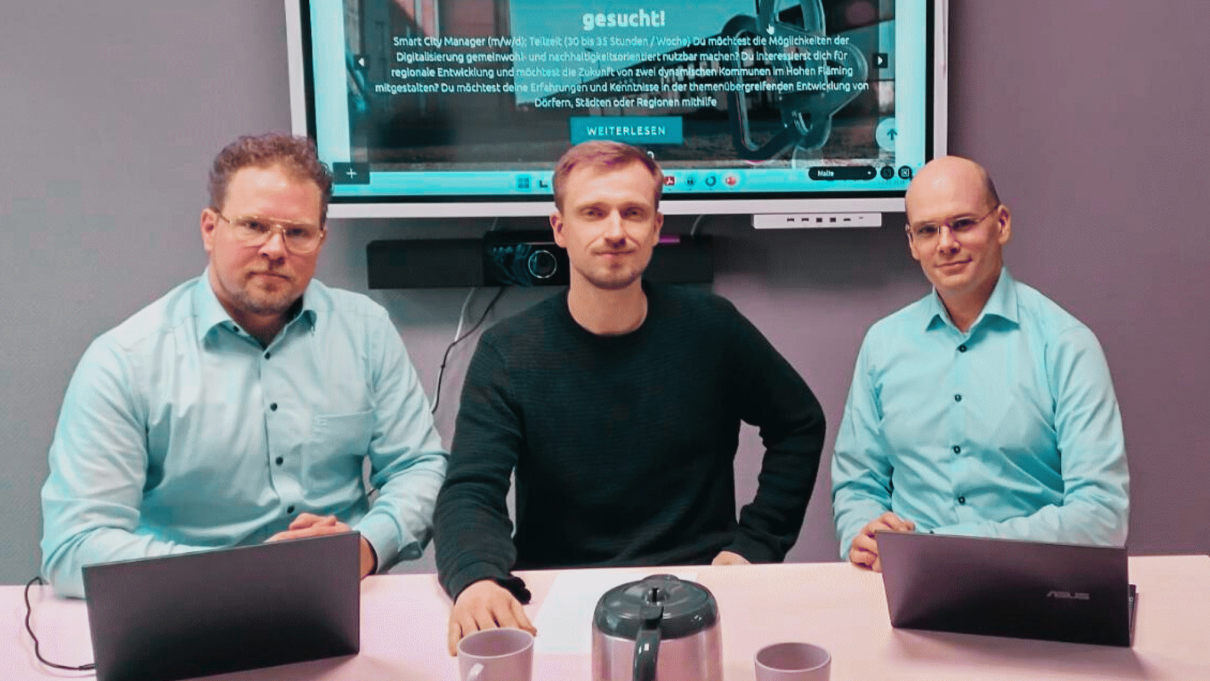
[907, 204, 1001, 243]
[213, 210, 325, 254]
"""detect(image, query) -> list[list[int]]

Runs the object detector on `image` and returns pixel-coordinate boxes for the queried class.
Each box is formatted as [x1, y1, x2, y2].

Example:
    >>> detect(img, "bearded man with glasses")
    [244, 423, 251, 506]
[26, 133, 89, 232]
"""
[831, 156, 1129, 571]
[40, 133, 447, 597]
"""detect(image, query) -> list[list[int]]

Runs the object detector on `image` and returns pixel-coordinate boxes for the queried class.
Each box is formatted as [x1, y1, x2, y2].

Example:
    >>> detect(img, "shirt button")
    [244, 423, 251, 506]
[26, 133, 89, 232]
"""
[287, 505, 296, 514]
[275, 457, 284, 466]
[264, 351, 272, 360]
[952, 445, 961, 454]
[958, 344, 968, 352]
[958, 496, 966, 504]
[270, 403, 278, 411]
[954, 394, 962, 402]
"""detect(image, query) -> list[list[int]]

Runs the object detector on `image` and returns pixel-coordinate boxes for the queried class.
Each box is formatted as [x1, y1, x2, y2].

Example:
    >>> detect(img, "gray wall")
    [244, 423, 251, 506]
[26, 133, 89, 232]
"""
[1, 0, 1207, 584]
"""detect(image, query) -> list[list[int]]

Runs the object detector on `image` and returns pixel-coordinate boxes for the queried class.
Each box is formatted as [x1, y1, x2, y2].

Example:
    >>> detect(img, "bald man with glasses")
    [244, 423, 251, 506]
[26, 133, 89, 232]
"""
[831, 156, 1129, 571]
[40, 133, 447, 597]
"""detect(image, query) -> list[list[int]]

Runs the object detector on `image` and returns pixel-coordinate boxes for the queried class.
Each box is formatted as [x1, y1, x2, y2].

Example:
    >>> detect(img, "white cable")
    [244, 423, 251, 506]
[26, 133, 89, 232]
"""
[451, 216, 502, 341]
[452, 287, 476, 347]
[438, 215, 500, 398]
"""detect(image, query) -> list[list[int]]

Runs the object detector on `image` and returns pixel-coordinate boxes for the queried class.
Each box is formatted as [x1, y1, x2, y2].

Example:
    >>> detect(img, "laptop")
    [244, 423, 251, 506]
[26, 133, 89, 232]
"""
[82, 532, 361, 681]
[877, 531, 1137, 647]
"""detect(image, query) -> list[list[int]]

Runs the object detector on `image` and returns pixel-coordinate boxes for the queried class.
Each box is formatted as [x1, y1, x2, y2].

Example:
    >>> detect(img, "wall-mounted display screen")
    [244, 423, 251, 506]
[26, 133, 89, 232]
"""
[286, 0, 947, 218]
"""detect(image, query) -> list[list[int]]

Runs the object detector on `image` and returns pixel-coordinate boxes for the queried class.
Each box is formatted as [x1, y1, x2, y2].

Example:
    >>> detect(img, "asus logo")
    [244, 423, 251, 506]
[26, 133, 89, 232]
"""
[1046, 590, 1090, 600]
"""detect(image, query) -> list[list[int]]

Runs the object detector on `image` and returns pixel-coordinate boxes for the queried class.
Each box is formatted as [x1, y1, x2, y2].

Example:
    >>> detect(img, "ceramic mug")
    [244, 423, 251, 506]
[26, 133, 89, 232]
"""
[754, 641, 831, 681]
[458, 628, 534, 681]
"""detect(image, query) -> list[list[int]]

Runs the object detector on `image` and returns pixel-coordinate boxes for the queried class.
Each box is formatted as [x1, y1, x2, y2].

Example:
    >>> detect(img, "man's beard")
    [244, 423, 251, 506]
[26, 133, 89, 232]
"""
[579, 264, 643, 291]
[576, 251, 651, 291]
[232, 276, 298, 316]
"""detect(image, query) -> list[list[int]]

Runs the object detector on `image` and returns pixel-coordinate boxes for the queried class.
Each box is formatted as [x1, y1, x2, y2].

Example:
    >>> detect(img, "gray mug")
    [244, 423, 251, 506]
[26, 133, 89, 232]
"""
[458, 628, 534, 681]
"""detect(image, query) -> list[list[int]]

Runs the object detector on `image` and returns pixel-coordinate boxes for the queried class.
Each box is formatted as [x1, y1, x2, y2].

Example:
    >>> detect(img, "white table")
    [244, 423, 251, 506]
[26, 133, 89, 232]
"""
[5, 555, 1209, 680]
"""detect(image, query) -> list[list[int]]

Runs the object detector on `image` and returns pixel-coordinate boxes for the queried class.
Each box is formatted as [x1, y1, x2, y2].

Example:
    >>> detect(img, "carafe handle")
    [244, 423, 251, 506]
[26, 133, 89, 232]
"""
[632, 605, 663, 681]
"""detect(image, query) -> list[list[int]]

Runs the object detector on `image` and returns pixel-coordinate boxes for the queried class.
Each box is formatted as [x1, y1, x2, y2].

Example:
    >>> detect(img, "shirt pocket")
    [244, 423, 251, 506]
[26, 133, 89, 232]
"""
[305, 410, 375, 483]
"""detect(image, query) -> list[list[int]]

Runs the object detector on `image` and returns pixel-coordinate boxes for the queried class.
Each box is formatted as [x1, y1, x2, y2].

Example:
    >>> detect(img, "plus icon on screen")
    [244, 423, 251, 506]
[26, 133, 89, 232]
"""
[332, 162, 370, 185]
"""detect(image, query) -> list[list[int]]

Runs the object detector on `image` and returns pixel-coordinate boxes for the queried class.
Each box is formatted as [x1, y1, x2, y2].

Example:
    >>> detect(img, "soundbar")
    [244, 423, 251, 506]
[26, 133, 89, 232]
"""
[367, 233, 712, 289]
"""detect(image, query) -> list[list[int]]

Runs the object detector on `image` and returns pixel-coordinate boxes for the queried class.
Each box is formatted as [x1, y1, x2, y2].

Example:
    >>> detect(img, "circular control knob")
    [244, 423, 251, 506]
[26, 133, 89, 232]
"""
[527, 249, 558, 279]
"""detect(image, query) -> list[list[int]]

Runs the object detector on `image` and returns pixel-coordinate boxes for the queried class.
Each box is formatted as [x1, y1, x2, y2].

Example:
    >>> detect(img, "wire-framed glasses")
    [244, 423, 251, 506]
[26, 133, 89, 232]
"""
[907, 204, 1001, 243]
[214, 210, 325, 254]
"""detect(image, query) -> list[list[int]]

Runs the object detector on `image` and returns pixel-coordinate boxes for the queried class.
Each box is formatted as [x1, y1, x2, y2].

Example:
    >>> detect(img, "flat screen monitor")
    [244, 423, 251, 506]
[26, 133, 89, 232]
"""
[286, 0, 948, 219]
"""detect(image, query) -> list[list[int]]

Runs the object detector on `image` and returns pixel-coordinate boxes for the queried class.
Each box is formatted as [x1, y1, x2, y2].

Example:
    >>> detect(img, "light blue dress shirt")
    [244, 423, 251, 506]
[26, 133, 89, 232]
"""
[831, 268, 1129, 558]
[41, 272, 448, 597]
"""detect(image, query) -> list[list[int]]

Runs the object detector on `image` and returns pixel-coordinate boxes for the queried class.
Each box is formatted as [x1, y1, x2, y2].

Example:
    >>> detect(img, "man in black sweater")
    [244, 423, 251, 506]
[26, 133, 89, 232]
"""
[435, 141, 826, 654]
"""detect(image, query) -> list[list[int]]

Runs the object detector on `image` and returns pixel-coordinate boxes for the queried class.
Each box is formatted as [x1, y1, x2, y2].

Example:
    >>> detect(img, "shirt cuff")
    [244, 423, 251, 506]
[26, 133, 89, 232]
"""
[354, 512, 408, 574]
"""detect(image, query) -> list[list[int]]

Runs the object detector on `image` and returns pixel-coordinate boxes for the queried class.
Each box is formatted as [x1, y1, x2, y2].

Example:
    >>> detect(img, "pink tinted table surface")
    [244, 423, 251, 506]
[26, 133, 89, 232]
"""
[4, 555, 1209, 680]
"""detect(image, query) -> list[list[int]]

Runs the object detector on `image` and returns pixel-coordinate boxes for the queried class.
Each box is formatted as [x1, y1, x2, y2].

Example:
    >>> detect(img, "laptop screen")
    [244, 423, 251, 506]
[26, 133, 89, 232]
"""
[877, 531, 1133, 647]
[83, 532, 361, 681]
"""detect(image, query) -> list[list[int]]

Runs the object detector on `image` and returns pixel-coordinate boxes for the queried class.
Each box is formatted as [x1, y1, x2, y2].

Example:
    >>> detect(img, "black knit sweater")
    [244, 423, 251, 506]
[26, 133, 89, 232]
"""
[434, 282, 826, 600]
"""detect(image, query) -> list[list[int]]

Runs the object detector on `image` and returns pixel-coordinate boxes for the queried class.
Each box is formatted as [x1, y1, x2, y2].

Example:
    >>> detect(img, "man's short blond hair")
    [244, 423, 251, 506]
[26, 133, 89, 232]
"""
[208, 133, 333, 223]
[552, 141, 663, 211]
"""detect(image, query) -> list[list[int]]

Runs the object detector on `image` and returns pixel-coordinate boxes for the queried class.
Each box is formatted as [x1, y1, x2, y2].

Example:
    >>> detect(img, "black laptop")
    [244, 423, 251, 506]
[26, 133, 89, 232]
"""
[82, 532, 361, 681]
[877, 531, 1137, 647]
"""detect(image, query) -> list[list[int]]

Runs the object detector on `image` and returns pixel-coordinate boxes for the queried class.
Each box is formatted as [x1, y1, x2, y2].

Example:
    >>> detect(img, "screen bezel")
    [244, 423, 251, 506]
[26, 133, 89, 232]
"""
[285, 0, 948, 219]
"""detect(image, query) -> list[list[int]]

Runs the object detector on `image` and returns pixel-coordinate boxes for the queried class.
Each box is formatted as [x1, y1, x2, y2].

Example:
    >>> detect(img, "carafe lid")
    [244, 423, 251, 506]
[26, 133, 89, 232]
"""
[593, 574, 719, 640]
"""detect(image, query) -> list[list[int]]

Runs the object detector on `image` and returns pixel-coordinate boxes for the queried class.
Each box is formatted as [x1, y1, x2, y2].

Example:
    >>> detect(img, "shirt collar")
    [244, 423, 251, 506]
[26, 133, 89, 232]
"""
[923, 266, 1019, 333]
[192, 268, 319, 340]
